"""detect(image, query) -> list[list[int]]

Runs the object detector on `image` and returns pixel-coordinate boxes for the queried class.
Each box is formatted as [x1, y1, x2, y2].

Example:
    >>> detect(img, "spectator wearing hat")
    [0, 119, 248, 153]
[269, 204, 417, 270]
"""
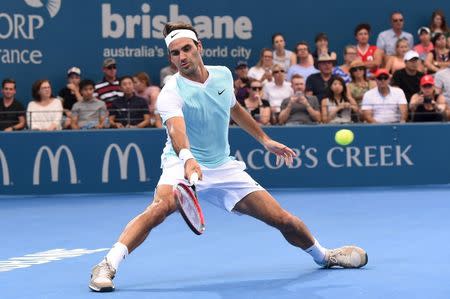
[311, 32, 337, 66]
[424, 33, 450, 74]
[248, 48, 274, 84]
[361, 69, 408, 123]
[58, 66, 82, 129]
[233, 61, 250, 105]
[391, 50, 424, 102]
[376, 12, 414, 57]
[287, 41, 319, 82]
[347, 60, 376, 106]
[410, 75, 447, 122]
[354, 23, 383, 74]
[414, 27, 434, 62]
[305, 53, 335, 102]
[278, 74, 320, 125]
[95, 58, 124, 109]
[435, 64, 450, 111]
[0, 78, 26, 131]
[272, 33, 296, 72]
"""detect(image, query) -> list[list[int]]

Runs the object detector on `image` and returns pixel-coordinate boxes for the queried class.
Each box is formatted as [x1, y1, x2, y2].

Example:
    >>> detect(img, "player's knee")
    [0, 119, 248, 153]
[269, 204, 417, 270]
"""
[150, 195, 177, 215]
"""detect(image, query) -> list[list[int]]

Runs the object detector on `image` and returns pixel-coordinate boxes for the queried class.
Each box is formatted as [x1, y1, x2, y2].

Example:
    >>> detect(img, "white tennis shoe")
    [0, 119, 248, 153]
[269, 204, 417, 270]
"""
[89, 259, 116, 292]
[324, 246, 368, 268]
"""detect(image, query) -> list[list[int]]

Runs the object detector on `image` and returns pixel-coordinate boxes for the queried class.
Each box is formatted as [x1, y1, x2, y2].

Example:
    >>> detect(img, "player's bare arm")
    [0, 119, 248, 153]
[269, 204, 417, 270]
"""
[166, 116, 203, 180]
[230, 103, 295, 166]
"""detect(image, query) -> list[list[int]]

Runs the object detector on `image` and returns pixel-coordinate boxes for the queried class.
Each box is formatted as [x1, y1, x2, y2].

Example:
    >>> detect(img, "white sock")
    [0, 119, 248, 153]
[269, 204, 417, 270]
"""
[304, 238, 328, 266]
[105, 242, 129, 271]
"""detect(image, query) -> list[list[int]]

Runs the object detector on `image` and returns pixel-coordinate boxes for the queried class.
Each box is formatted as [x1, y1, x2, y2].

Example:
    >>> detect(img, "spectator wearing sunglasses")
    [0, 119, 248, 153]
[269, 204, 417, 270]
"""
[409, 75, 447, 122]
[391, 50, 424, 102]
[242, 80, 271, 126]
[263, 64, 293, 121]
[361, 69, 408, 123]
[94, 58, 124, 109]
[376, 12, 414, 57]
[347, 60, 376, 105]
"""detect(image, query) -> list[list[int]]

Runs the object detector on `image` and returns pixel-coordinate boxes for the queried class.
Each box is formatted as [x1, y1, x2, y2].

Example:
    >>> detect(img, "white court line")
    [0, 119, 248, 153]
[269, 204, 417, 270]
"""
[0, 248, 108, 273]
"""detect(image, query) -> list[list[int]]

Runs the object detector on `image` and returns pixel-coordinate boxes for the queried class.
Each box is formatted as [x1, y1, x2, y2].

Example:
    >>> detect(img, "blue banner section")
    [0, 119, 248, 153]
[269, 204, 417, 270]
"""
[0, 124, 449, 195]
[2, 0, 449, 102]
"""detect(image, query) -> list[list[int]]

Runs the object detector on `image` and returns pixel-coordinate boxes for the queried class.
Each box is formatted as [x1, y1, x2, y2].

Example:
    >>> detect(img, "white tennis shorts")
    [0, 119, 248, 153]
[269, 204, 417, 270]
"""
[157, 158, 265, 212]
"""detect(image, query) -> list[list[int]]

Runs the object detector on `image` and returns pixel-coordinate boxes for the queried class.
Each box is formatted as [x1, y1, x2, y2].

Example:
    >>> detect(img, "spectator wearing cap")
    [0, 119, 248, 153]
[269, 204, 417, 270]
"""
[109, 76, 150, 129]
[391, 50, 424, 102]
[361, 69, 408, 123]
[305, 53, 335, 103]
[58, 66, 82, 129]
[410, 75, 447, 122]
[435, 63, 450, 110]
[287, 41, 319, 82]
[385, 38, 410, 74]
[311, 32, 337, 66]
[0, 78, 26, 131]
[94, 58, 124, 109]
[272, 33, 296, 72]
[263, 64, 293, 123]
[233, 61, 250, 105]
[424, 33, 450, 74]
[414, 27, 434, 62]
[248, 48, 274, 84]
[354, 23, 383, 74]
[376, 12, 414, 57]
[347, 60, 376, 106]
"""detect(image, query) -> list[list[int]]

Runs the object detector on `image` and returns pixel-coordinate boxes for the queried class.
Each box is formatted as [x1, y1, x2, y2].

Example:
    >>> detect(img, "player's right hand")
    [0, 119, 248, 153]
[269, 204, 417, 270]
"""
[184, 159, 203, 182]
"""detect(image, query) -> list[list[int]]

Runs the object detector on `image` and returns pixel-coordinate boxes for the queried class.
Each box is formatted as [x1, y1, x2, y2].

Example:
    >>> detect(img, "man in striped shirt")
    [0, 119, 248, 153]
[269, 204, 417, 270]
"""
[94, 58, 124, 108]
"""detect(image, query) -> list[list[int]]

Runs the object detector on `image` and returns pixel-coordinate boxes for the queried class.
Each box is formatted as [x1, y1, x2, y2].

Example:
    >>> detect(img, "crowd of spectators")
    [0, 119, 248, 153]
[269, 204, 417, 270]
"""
[1, 10, 450, 131]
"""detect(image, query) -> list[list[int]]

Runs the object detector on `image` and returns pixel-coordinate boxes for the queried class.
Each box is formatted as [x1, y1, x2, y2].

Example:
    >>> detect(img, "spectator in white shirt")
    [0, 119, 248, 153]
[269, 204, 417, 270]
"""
[27, 79, 63, 130]
[361, 69, 408, 123]
[263, 64, 293, 123]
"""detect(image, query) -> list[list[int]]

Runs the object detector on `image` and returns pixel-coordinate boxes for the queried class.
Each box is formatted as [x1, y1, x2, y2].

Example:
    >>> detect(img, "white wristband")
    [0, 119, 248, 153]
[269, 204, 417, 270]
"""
[179, 148, 194, 165]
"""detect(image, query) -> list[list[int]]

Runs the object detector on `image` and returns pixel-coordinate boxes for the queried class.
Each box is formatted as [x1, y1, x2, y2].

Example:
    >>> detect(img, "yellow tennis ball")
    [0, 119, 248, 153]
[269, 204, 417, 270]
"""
[335, 129, 354, 146]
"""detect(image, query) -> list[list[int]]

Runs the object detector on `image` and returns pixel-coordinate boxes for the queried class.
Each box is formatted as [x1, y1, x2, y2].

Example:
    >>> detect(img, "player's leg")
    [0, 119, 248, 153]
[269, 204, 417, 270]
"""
[89, 185, 177, 292]
[233, 190, 368, 268]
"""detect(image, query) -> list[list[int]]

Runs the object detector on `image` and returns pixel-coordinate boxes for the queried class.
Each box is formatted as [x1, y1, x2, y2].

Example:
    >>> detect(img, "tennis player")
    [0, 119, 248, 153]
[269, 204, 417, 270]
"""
[89, 22, 368, 292]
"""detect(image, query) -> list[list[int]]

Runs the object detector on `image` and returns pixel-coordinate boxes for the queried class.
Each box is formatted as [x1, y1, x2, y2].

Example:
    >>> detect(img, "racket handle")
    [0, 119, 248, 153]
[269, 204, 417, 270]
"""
[189, 172, 199, 185]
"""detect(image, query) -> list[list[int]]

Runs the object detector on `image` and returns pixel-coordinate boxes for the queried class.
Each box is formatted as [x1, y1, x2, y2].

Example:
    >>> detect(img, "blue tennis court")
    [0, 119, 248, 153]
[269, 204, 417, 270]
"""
[1, 186, 450, 298]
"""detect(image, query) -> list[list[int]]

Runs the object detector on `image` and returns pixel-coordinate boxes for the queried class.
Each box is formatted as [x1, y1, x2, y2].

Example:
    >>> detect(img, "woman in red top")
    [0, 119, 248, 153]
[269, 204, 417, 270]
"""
[354, 23, 383, 74]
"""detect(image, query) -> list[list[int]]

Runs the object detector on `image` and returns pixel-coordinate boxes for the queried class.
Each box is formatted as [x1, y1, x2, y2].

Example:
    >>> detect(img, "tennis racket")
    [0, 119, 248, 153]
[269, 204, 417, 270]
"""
[173, 172, 206, 235]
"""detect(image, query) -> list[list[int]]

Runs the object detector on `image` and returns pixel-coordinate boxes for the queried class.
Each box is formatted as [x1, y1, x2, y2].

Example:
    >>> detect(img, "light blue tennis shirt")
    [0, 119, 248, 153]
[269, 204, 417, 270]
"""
[157, 65, 236, 168]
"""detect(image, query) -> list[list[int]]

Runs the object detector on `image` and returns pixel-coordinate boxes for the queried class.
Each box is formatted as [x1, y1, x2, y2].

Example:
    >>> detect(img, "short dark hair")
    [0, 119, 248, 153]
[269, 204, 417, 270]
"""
[315, 32, 328, 43]
[295, 41, 309, 52]
[79, 79, 95, 91]
[2, 78, 16, 89]
[119, 75, 134, 85]
[354, 23, 371, 36]
[31, 79, 50, 101]
[163, 22, 199, 43]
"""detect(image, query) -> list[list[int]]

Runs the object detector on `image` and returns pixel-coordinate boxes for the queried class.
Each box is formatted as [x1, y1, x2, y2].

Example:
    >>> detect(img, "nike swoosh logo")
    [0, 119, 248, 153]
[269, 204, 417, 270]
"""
[218, 89, 226, 95]
[170, 32, 179, 38]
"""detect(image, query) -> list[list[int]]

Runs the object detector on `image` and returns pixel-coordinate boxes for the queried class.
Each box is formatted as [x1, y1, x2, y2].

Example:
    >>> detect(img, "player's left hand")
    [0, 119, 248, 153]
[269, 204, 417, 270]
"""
[263, 139, 297, 167]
